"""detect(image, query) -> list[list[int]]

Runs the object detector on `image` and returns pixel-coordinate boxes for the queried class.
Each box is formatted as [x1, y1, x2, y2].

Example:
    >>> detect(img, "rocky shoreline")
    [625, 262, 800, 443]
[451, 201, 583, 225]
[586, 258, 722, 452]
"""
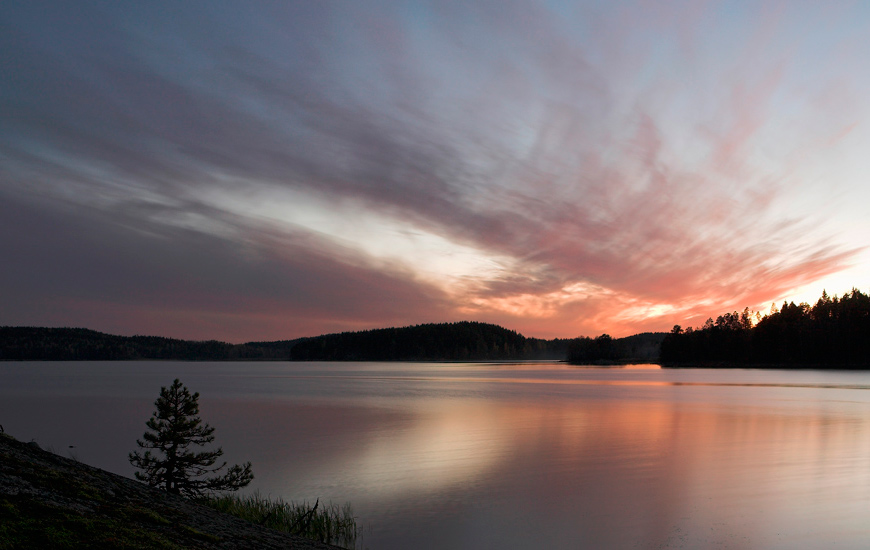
[0, 431, 343, 549]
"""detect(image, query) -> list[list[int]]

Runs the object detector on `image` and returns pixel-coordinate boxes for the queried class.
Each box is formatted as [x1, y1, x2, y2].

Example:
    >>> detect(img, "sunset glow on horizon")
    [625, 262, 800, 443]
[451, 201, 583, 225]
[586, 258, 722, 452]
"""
[3, 1, 870, 343]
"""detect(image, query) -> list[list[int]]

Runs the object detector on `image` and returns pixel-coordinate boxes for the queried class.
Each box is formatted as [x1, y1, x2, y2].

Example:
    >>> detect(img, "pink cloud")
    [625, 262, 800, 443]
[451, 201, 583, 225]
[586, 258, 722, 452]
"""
[3, 1, 866, 344]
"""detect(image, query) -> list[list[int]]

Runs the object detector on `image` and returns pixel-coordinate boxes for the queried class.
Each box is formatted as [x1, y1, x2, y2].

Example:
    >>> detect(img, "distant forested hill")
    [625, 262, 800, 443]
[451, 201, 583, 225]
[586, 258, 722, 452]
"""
[0, 327, 285, 361]
[289, 321, 570, 361]
[566, 332, 667, 364]
[0, 323, 569, 361]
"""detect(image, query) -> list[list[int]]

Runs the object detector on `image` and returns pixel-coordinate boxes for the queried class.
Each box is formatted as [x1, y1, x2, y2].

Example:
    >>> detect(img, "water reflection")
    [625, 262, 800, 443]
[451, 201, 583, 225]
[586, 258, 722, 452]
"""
[206, 389, 870, 548]
[3, 362, 870, 549]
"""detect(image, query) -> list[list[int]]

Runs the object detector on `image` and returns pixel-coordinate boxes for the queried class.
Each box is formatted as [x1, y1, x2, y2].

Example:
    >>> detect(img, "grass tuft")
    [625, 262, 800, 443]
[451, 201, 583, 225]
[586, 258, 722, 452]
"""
[200, 491, 361, 549]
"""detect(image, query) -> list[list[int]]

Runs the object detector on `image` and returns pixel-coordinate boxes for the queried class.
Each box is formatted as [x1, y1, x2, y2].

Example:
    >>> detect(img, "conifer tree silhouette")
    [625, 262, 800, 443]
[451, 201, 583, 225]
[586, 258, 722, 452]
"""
[129, 379, 252, 497]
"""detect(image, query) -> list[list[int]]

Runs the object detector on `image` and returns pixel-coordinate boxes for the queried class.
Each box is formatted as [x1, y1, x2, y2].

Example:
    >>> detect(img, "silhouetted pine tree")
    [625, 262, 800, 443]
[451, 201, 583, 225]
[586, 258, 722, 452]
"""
[129, 379, 253, 497]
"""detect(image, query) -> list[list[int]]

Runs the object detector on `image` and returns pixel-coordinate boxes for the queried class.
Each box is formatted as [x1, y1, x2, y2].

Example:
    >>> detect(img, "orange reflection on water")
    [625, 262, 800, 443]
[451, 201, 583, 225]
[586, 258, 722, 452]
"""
[211, 374, 870, 549]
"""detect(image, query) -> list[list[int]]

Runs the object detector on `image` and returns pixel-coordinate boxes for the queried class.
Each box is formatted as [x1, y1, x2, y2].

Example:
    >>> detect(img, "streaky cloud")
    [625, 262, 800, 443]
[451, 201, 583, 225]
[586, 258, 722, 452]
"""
[1, 1, 868, 339]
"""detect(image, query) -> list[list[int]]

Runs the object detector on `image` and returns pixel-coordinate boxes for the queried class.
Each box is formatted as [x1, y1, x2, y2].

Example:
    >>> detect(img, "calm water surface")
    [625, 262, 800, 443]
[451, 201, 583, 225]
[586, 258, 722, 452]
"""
[3, 361, 870, 549]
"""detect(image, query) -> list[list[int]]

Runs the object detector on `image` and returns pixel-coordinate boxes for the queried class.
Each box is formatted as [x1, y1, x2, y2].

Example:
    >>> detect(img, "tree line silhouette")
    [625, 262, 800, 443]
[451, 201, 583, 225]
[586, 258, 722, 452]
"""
[10, 289, 868, 366]
[0, 322, 570, 362]
[566, 332, 666, 364]
[660, 288, 870, 367]
[281, 321, 570, 361]
[0, 327, 272, 361]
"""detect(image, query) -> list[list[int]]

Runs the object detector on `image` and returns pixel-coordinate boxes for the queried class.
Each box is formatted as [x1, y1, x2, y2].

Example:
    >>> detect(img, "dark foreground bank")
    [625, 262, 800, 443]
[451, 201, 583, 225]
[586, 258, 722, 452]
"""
[0, 432, 342, 550]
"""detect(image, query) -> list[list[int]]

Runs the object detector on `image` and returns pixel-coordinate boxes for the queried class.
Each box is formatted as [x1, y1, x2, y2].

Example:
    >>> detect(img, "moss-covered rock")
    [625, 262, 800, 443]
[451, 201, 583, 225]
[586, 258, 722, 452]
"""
[0, 432, 341, 549]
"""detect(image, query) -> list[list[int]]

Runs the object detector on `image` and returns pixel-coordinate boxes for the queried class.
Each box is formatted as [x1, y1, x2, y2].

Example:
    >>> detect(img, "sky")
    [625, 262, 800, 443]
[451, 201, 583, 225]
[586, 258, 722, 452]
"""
[2, 1, 870, 343]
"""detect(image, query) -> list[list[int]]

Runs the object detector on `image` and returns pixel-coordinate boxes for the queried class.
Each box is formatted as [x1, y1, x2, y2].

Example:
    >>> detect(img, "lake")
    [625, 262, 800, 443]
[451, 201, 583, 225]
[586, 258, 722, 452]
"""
[3, 361, 870, 549]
